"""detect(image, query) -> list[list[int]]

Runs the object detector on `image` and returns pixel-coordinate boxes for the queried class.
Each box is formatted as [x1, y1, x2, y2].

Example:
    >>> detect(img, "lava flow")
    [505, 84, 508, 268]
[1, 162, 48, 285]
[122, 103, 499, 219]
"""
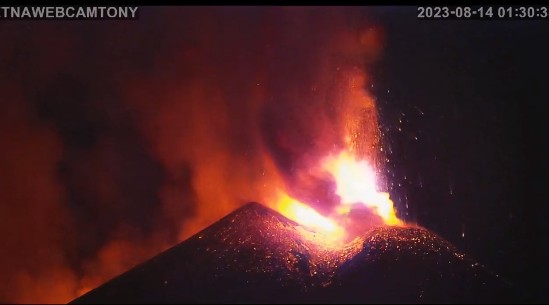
[273, 149, 404, 246]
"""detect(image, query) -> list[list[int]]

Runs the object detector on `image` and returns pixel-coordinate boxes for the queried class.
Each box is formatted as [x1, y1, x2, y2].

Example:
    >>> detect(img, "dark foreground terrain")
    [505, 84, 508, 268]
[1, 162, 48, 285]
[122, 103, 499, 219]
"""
[71, 203, 515, 304]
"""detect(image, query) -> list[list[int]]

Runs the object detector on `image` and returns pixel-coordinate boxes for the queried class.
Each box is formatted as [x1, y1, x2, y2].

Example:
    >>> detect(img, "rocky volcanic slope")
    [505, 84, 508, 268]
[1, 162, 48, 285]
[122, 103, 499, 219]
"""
[71, 203, 515, 304]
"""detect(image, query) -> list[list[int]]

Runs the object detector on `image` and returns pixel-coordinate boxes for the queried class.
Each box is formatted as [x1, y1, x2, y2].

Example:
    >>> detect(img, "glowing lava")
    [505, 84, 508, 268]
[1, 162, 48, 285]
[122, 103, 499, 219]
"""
[275, 192, 346, 245]
[274, 149, 402, 244]
[323, 151, 402, 226]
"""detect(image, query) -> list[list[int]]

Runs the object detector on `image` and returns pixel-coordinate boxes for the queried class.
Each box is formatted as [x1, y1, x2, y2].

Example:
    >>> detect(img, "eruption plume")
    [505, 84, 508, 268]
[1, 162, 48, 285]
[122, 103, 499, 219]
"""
[0, 7, 393, 303]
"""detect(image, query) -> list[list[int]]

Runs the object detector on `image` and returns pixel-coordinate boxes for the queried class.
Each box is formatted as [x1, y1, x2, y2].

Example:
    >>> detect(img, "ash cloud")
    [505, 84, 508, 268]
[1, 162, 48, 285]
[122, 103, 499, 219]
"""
[0, 7, 381, 302]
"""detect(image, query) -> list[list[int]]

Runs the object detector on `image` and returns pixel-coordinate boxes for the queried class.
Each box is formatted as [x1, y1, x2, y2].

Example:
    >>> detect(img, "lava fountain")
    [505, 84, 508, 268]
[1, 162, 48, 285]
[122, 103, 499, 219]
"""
[264, 27, 401, 244]
[273, 149, 403, 246]
[268, 64, 403, 246]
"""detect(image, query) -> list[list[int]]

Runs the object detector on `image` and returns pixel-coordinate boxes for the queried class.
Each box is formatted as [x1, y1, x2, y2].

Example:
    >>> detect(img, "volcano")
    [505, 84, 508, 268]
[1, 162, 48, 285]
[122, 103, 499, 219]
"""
[70, 203, 515, 304]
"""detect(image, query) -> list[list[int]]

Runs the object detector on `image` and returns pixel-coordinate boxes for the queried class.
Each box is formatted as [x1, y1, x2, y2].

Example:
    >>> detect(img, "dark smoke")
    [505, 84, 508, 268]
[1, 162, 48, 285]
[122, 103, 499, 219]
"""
[0, 7, 381, 303]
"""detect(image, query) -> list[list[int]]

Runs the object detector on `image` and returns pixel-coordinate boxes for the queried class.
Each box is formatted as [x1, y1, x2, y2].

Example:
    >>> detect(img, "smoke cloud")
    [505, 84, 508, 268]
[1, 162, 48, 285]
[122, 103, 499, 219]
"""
[0, 7, 383, 302]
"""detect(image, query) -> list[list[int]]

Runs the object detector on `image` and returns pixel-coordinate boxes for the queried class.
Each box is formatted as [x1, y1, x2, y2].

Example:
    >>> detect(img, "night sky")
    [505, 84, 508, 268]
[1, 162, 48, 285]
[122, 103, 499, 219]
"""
[370, 7, 547, 302]
[0, 6, 547, 303]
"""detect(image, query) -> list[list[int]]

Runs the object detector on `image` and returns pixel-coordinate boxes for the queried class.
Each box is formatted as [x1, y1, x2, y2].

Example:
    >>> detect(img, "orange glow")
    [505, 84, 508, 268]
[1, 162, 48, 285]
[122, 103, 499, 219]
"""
[0, 8, 393, 303]
[273, 149, 403, 244]
[275, 192, 345, 242]
[323, 151, 403, 226]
